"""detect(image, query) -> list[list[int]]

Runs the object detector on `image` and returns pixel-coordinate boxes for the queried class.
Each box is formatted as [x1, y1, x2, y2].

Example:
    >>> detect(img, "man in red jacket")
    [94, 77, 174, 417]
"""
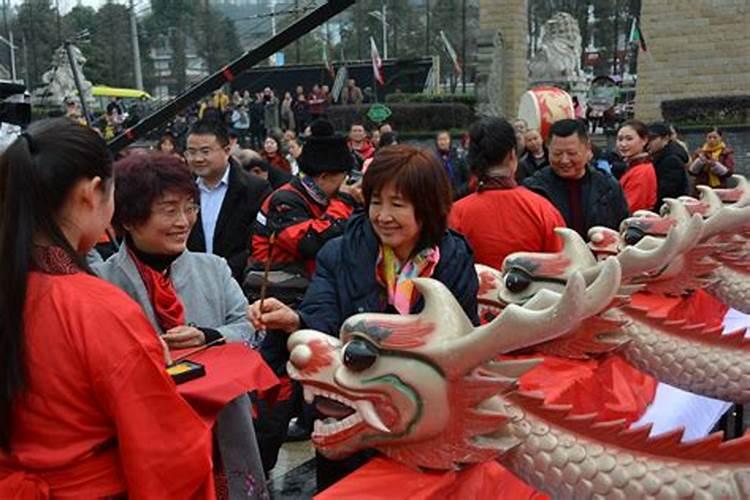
[248, 120, 361, 287]
[348, 122, 376, 168]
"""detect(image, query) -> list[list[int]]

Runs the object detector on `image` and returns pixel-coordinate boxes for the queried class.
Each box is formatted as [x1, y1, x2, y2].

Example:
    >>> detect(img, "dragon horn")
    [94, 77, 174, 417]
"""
[696, 185, 724, 214]
[580, 257, 622, 316]
[703, 203, 750, 240]
[616, 210, 703, 278]
[526, 259, 622, 318]
[555, 227, 598, 269]
[663, 197, 690, 221]
[732, 174, 750, 207]
[436, 260, 619, 378]
[663, 199, 705, 254]
[412, 277, 475, 339]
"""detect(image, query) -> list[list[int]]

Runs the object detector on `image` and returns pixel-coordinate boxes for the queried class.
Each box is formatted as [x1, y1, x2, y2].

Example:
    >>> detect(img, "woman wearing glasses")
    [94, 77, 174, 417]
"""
[95, 152, 253, 348]
[95, 152, 268, 498]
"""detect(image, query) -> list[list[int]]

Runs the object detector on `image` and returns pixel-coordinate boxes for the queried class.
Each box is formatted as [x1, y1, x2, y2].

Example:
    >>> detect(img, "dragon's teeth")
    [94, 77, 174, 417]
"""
[354, 400, 390, 433]
[303, 386, 314, 403]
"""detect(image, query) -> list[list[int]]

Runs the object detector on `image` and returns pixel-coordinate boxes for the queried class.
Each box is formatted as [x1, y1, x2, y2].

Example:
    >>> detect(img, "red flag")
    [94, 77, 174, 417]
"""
[370, 37, 384, 86]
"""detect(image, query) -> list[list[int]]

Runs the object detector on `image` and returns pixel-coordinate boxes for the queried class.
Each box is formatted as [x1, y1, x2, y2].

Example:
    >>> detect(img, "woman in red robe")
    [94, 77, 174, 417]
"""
[0, 119, 214, 499]
[616, 120, 658, 213]
[448, 118, 565, 270]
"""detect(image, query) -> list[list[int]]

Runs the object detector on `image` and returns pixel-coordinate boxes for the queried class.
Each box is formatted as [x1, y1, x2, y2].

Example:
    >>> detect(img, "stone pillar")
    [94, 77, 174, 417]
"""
[476, 0, 528, 118]
[635, 0, 750, 122]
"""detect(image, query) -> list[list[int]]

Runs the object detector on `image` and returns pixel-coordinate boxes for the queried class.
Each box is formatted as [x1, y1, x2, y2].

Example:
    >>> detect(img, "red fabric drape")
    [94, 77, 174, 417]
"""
[174, 343, 279, 424]
[315, 457, 547, 500]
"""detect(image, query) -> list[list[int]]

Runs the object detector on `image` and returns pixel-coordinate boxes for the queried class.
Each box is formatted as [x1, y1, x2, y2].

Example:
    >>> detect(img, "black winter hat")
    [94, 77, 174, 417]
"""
[298, 119, 354, 176]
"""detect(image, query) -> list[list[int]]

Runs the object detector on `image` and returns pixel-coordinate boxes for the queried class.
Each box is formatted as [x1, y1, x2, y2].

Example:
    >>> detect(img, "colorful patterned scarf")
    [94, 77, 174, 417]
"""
[376, 245, 441, 315]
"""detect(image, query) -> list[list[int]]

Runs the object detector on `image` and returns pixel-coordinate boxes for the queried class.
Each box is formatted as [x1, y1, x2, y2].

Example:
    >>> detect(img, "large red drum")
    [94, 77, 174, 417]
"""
[518, 86, 575, 140]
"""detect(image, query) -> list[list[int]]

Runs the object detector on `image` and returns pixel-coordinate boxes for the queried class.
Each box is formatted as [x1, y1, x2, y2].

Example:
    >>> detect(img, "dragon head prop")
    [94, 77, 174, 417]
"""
[586, 177, 750, 297]
[287, 263, 621, 469]
[689, 175, 750, 244]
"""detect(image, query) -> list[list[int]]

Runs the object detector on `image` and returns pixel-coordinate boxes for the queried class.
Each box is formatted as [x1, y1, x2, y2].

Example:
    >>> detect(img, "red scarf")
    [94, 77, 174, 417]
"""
[128, 248, 186, 331]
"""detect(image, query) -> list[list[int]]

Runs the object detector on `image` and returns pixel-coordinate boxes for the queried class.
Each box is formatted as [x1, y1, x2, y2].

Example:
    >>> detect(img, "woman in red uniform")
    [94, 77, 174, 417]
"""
[449, 117, 565, 270]
[616, 119, 658, 212]
[0, 119, 214, 498]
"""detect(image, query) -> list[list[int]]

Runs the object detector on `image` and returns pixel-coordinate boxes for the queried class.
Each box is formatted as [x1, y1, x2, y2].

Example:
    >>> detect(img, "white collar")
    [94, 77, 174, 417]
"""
[197, 164, 230, 190]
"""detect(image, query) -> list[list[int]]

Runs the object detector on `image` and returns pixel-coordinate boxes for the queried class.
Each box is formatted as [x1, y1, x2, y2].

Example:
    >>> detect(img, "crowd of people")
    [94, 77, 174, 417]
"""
[0, 87, 739, 498]
[183, 80, 371, 150]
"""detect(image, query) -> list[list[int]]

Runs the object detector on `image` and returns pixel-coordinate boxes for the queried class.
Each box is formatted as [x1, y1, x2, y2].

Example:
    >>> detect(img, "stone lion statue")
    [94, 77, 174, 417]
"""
[32, 44, 95, 108]
[529, 12, 583, 83]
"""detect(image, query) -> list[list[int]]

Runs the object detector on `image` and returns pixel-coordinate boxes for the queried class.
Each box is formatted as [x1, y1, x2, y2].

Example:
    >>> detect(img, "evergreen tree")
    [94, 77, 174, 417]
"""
[13, 0, 58, 88]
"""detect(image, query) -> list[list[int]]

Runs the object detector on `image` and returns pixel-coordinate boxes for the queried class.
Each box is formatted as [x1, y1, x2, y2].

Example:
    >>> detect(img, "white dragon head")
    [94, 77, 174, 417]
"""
[287, 263, 621, 469]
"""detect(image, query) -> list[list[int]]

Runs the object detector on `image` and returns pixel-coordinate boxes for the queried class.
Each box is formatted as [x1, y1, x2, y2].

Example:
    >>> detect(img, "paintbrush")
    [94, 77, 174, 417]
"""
[255, 232, 276, 344]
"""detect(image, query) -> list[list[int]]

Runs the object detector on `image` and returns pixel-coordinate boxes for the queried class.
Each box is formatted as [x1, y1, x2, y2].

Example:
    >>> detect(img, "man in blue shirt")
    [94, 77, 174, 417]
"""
[186, 120, 271, 282]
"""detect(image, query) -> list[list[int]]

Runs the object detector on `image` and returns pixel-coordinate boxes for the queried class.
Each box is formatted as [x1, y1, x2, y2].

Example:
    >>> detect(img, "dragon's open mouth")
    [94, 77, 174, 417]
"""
[304, 384, 391, 444]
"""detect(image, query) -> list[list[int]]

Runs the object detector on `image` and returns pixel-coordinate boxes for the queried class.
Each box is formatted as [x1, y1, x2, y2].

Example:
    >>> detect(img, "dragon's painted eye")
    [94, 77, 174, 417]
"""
[623, 227, 646, 246]
[504, 270, 531, 294]
[343, 338, 378, 372]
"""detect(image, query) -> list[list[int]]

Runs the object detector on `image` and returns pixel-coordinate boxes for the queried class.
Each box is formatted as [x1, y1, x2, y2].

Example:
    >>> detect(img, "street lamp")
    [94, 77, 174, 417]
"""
[369, 4, 388, 59]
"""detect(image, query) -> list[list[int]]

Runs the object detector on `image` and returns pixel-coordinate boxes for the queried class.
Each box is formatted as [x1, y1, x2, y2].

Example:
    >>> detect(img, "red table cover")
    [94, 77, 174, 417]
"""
[174, 343, 278, 423]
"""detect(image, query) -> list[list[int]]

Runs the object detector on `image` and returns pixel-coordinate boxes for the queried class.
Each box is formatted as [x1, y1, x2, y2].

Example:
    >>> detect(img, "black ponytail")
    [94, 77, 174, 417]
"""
[0, 118, 112, 450]
[467, 117, 517, 177]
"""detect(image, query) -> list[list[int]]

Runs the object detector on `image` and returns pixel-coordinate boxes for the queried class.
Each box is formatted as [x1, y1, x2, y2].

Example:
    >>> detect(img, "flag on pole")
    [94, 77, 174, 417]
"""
[423, 64, 435, 94]
[322, 42, 335, 78]
[628, 18, 648, 52]
[439, 30, 462, 75]
[331, 66, 348, 103]
[370, 36, 385, 86]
